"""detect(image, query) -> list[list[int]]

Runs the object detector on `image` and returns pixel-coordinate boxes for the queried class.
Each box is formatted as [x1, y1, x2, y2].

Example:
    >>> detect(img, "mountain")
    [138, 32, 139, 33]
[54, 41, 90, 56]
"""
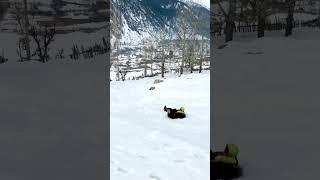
[111, 0, 210, 46]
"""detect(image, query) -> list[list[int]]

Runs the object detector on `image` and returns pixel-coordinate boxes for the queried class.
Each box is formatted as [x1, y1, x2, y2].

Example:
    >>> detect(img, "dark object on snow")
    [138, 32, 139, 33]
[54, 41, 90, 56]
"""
[217, 44, 228, 49]
[211, 161, 243, 179]
[154, 79, 163, 84]
[0, 56, 8, 64]
[211, 144, 243, 179]
[149, 86, 155, 90]
[163, 106, 186, 119]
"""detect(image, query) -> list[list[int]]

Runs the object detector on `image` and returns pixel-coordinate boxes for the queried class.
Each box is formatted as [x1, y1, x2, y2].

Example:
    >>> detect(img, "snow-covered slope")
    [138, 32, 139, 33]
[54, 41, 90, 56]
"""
[213, 28, 320, 179]
[111, 72, 210, 180]
[0, 58, 107, 180]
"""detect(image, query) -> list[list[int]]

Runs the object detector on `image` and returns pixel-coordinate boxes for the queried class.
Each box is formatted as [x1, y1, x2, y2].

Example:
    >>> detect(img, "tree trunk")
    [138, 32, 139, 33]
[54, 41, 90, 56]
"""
[318, 2, 320, 29]
[189, 46, 194, 73]
[116, 43, 120, 81]
[161, 47, 165, 78]
[199, 35, 204, 73]
[257, 1, 266, 38]
[144, 45, 148, 77]
[257, 16, 265, 38]
[225, 0, 236, 42]
[23, 0, 31, 61]
[144, 60, 147, 77]
[238, 4, 244, 30]
[151, 48, 154, 76]
[180, 51, 184, 75]
[285, 0, 295, 36]
[180, 35, 186, 75]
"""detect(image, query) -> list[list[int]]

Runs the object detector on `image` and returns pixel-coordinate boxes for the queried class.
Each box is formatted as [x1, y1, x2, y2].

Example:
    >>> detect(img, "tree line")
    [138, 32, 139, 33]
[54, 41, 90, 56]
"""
[212, 0, 318, 42]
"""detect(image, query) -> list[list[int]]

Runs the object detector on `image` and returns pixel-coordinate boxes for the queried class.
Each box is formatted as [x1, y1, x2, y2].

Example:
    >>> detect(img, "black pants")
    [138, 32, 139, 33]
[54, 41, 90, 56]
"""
[166, 108, 185, 119]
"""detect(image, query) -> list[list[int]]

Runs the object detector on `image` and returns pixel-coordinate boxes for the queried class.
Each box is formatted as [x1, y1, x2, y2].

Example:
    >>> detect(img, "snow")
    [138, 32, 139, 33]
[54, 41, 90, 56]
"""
[111, 72, 210, 180]
[187, 0, 210, 9]
[62, 14, 90, 20]
[55, 22, 107, 32]
[61, 4, 87, 11]
[213, 28, 320, 179]
[0, 58, 107, 179]
[118, 18, 151, 46]
[268, 13, 318, 23]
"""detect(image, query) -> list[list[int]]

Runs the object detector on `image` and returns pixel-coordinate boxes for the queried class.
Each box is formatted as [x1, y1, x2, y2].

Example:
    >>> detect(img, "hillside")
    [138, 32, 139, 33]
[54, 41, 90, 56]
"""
[213, 28, 320, 179]
[111, 71, 210, 180]
[111, 0, 210, 46]
[0, 0, 108, 34]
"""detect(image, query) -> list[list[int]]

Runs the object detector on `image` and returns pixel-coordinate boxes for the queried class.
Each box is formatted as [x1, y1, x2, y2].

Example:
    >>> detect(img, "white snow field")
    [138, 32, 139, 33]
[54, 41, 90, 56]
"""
[0, 57, 108, 180]
[213, 28, 320, 179]
[111, 72, 210, 180]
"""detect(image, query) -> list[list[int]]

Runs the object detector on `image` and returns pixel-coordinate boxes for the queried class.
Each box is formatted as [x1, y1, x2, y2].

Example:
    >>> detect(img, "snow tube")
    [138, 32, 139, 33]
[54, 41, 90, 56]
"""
[174, 111, 186, 118]
[211, 161, 243, 180]
[166, 110, 186, 119]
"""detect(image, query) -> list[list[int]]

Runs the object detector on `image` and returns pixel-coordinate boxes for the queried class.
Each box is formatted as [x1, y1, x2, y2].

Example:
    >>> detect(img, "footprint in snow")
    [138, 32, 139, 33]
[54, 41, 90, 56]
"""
[174, 159, 185, 163]
[149, 174, 161, 180]
[138, 154, 147, 159]
[117, 167, 128, 173]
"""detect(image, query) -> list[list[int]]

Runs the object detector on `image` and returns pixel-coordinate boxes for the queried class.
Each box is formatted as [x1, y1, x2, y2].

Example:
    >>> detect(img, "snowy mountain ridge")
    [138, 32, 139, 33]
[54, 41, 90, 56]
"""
[111, 0, 210, 46]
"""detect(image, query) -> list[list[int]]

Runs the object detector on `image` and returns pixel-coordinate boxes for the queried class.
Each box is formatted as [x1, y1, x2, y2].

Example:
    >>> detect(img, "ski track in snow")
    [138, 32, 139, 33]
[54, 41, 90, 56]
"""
[111, 72, 210, 180]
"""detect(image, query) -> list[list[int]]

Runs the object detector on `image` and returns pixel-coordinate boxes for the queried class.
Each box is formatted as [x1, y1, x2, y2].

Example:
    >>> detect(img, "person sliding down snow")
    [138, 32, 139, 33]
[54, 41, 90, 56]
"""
[211, 144, 242, 179]
[212, 144, 239, 166]
[163, 106, 186, 119]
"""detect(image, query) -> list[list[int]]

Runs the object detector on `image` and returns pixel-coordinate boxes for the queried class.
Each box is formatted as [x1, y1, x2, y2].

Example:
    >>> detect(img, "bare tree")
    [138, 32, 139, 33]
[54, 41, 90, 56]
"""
[256, 1, 267, 38]
[11, 2, 30, 61]
[199, 35, 205, 73]
[285, 0, 296, 36]
[23, 0, 31, 61]
[215, 0, 237, 42]
[29, 25, 56, 63]
[153, 30, 168, 78]
[119, 69, 128, 81]
[0, 49, 8, 64]
[176, 8, 194, 74]
[160, 43, 165, 78]
[150, 44, 155, 76]
[143, 39, 150, 77]
[226, 0, 237, 41]
[110, 1, 123, 81]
